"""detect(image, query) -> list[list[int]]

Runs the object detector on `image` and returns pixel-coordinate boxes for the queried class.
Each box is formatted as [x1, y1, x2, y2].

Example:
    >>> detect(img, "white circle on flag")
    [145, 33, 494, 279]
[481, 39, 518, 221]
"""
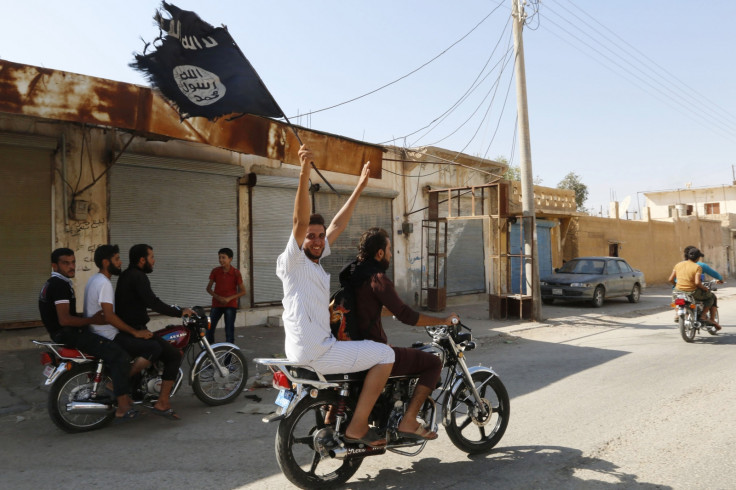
[173, 65, 227, 106]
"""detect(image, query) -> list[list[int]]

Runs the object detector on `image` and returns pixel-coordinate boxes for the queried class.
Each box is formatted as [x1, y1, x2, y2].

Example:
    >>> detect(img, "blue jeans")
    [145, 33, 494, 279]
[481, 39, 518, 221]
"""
[208, 307, 237, 344]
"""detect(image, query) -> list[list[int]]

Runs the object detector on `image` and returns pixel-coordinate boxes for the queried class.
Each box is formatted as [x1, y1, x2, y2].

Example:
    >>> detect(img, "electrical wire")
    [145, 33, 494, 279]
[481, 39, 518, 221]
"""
[289, 2, 506, 120]
[542, 0, 736, 141]
[396, 19, 514, 147]
[559, 0, 736, 128]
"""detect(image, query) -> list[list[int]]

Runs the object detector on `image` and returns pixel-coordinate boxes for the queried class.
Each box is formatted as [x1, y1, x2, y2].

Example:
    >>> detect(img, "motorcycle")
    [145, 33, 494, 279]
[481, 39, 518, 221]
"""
[255, 320, 509, 489]
[33, 306, 248, 433]
[671, 280, 720, 342]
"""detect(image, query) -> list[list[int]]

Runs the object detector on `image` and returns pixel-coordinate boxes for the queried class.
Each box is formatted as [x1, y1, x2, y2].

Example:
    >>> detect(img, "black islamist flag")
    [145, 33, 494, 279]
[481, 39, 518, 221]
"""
[131, 2, 285, 121]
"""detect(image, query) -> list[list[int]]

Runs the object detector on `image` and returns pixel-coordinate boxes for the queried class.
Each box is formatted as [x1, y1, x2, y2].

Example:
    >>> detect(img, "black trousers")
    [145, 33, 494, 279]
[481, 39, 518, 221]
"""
[114, 332, 182, 381]
[52, 327, 131, 397]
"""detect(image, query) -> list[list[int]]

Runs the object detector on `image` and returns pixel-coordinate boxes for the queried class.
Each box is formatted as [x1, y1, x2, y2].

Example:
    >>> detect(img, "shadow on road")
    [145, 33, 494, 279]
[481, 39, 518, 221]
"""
[345, 445, 669, 489]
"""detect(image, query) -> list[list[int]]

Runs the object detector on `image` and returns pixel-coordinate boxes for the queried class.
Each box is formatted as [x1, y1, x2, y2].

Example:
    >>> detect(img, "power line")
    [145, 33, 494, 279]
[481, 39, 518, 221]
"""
[560, 0, 736, 128]
[542, 0, 736, 141]
[288, 1, 506, 120]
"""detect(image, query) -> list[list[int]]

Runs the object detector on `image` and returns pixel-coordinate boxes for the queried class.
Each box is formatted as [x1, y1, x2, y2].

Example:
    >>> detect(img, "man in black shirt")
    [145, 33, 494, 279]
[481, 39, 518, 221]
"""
[38, 248, 137, 419]
[115, 244, 193, 420]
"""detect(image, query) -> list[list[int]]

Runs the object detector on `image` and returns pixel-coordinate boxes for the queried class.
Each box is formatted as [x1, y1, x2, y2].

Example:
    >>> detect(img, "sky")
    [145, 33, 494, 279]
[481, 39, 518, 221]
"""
[3, 0, 735, 217]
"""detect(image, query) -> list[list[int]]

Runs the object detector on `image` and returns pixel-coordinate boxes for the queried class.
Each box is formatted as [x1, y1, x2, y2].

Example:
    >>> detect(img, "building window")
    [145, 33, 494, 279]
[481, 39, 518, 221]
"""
[705, 202, 720, 215]
[668, 204, 693, 217]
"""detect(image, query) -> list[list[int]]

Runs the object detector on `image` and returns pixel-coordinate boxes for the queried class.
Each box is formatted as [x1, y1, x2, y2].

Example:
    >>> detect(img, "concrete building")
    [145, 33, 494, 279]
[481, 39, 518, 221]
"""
[2, 60, 527, 329]
[643, 185, 736, 277]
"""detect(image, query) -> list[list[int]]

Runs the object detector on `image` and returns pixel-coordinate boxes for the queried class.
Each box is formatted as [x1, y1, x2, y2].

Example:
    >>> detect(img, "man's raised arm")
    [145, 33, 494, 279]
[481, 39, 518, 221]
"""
[292, 145, 313, 244]
[326, 161, 371, 244]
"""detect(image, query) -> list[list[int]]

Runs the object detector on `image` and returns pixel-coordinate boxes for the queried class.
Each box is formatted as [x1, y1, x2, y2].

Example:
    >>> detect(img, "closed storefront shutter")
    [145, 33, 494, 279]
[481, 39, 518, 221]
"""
[110, 155, 243, 309]
[0, 137, 55, 324]
[250, 176, 395, 305]
[445, 219, 486, 295]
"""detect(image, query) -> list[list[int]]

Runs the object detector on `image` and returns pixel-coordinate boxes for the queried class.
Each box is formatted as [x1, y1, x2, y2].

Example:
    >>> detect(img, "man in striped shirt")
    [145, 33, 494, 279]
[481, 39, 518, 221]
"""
[276, 145, 395, 447]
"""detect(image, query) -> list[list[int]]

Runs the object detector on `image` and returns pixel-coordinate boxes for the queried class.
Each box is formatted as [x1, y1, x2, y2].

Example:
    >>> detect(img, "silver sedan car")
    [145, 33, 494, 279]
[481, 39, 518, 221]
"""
[540, 256, 646, 307]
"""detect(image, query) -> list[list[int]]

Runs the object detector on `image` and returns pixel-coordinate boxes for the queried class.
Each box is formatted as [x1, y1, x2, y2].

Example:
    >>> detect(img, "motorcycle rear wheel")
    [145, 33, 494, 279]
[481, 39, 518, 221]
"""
[48, 364, 115, 433]
[192, 345, 248, 406]
[276, 391, 363, 489]
[444, 371, 510, 454]
[679, 309, 697, 342]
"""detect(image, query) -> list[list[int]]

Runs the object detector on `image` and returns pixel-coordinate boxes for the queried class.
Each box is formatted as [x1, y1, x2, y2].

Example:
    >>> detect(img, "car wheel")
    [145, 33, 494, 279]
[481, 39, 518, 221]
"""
[627, 284, 641, 303]
[591, 286, 605, 308]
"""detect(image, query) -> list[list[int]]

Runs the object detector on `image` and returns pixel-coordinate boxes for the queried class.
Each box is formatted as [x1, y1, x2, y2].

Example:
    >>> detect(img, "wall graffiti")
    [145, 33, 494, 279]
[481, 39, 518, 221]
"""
[63, 218, 106, 237]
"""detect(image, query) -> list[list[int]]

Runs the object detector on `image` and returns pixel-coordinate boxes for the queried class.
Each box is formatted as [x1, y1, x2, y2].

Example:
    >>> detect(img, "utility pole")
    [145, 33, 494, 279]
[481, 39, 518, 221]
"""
[511, 0, 542, 321]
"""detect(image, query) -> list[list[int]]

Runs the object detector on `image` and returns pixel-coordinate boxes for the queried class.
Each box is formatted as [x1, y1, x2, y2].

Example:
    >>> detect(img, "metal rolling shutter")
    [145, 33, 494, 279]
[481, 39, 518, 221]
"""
[0, 139, 55, 324]
[445, 219, 486, 295]
[110, 155, 243, 308]
[251, 175, 395, 304]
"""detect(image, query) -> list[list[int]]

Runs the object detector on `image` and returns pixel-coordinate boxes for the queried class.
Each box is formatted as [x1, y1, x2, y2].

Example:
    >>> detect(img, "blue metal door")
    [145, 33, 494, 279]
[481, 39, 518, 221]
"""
[510, 219, 555, 294]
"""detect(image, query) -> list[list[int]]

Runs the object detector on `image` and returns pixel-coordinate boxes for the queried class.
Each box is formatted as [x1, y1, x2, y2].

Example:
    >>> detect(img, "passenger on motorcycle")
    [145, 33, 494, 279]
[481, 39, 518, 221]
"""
[38, 248, 134, 419]
[115, 244, 195, 420]
[349, 227, 459, 441]
[83, 245, 155, 420]
[683, 245, 723, 329]
[276, 145, 395, 447]
[668, 247, 720, 331]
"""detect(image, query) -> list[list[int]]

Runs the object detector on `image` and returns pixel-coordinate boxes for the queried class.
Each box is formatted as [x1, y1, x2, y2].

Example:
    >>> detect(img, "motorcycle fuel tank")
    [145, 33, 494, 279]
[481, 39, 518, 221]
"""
[157, 325, 191, 349]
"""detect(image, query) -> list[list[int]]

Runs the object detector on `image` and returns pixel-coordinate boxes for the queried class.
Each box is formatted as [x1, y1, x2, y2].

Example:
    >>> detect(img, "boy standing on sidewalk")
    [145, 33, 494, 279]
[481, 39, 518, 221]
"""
[206, 248, 245, 344]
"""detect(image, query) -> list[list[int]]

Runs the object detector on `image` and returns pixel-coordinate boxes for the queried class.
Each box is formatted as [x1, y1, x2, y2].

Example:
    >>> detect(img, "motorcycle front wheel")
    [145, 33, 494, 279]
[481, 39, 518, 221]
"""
[443, 371, 510, 454]
[48, 364, 115, 433]
[679, 308, 697, 342]
[276, 391, 363, 489]
[192, 345, 248, 406]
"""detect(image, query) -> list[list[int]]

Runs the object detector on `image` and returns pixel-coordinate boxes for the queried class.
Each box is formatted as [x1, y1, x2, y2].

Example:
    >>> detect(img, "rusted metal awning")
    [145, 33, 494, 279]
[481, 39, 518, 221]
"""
[0, 60, 383, 177]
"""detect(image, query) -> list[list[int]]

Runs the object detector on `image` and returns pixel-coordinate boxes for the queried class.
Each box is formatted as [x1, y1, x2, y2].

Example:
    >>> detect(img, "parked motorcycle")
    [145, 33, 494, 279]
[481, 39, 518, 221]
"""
[671, 280, 720, 342]
[33, 306, 247, 433]
[255, 319, 509, 489]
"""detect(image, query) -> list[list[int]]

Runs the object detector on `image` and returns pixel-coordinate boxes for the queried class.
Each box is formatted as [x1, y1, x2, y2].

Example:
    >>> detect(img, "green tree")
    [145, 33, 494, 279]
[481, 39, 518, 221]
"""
[497, 156, 542, 184]
[557, 172, 588, 211]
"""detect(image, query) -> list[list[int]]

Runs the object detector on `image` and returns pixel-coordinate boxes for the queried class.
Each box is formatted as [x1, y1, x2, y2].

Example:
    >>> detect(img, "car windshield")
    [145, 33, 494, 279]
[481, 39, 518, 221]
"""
[559, 259, 605, 274]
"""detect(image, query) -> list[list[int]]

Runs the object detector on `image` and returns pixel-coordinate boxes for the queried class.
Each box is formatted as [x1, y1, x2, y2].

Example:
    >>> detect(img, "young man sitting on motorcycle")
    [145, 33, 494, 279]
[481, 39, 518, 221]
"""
[83, 245, 157, 419]
[683, 245, 723, 330]
[38, 248, 134, 419]
[276, 145, 395, 447]
[115, 244, 195, 420]
[349, 227, 458, 441]
[668, 247, 721, 331]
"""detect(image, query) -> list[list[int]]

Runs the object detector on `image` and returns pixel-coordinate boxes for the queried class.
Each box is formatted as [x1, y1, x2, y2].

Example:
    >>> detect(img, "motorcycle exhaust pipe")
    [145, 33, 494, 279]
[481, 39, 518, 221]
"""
[65, 401, 114, 414]
[329, 445, 386, 460]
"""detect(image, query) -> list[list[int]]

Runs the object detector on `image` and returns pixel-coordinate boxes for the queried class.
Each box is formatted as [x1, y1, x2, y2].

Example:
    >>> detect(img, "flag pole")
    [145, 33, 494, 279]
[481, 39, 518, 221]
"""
[228, 31, 340, 197]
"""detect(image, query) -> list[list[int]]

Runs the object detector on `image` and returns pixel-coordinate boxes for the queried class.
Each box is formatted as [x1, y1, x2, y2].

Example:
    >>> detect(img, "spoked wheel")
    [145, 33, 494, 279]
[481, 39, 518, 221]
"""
[48, 364, 115, 433]
[679, 309, 697, 343]
[276, 391, 363, 489]
[192, 345, 248, 406]
[443, 371, 510, 454]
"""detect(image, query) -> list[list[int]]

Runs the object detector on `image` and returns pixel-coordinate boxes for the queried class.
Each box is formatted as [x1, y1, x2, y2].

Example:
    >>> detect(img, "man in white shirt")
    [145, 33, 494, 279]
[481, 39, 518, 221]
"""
[276, 145, 395, 447]
[84, 245, 153, 420]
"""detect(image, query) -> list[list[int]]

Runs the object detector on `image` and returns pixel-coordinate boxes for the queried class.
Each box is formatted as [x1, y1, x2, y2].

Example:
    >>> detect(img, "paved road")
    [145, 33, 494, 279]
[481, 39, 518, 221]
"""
[1, 285, 734, 488]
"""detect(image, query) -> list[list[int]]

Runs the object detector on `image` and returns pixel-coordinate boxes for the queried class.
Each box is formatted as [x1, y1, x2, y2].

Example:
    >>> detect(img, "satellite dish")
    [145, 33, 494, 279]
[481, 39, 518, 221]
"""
[619, 196, 631, 219]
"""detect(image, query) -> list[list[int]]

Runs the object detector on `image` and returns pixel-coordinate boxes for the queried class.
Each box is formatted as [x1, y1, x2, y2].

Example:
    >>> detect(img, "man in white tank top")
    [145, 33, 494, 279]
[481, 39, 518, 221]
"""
[276, 145, 394, 447]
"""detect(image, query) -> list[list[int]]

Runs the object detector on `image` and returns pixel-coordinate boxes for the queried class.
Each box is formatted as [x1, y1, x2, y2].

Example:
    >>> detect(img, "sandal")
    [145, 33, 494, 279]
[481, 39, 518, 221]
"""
[344, 427, 386, 447]
[150, 407, 181, 421]
[114, 408, 140, 423]
[397, 424, 438, 441]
